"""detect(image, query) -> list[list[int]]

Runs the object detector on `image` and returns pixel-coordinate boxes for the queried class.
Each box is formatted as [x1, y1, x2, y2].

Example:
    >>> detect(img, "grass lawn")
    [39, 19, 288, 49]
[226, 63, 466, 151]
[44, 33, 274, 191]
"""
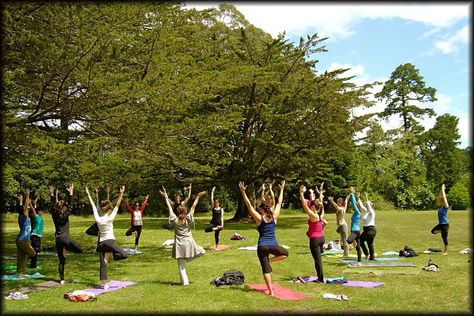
[1, 208, 471, 313]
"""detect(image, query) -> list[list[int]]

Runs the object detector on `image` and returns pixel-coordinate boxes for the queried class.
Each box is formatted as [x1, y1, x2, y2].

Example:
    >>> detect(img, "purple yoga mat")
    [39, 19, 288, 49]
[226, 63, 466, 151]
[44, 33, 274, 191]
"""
[82, 280, 136, 295]
[342, 280, 384, 288]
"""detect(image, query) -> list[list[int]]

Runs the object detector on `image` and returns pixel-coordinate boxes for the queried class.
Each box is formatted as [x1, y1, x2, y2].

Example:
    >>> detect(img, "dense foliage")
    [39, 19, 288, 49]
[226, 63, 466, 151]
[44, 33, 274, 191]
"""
[2, 3, 470, 217]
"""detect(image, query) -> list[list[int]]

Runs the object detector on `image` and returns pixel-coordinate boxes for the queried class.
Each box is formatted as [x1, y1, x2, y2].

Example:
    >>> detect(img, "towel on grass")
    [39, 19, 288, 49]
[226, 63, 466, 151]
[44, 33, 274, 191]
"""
[247, 283, 310, 300]
[2, 272, 45, 281]
[123, 248, 144, 254]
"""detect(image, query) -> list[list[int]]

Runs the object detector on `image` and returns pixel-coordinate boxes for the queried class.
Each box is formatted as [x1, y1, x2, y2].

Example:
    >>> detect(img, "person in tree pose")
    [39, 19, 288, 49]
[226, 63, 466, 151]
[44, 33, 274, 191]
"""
[239, 180, 288, 296]
[29, 191, 44, 268]
[204, 187, 224, 248]
[160, 186, 206, 286]
[347, 186, 362, 265]
[123, 195, 149, 253]
[15, 189, 36, 279]
[299, 183, 327, 283]
[162, 183, 192, 229]
[328, 193, 350, 257]
[431, 184, 449, 255]
[357, 192, 377, 260]
[85, 185, 128, 289]
[49, 184, 83, 284]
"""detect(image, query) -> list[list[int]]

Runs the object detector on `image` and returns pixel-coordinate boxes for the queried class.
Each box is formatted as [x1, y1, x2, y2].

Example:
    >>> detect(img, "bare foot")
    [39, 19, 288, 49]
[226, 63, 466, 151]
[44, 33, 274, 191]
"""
[355, 262, 362, 266]
[442, 252, 448, 255]
[267, 290, 274, 296]
[60, 280, 66, 285]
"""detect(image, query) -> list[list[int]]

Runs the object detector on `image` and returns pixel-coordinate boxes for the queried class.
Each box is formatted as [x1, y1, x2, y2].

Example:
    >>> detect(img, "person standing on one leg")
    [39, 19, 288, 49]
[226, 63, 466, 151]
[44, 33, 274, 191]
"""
[16, 190, 36, 279]
[431, 184, 450, 255]
[239, 180, 288, 297]
[328, 194, 350, 257]
[85, 185, 128, 289]
[162, 184, 192, 229]
[346, 187, 362, 265]
[123, 195, 149, 253]
[29, 192, 44, 269]
[358, 192, 377, 260]
[205, 187, 224, 248]
[160, 186, 206, 286]
[299, 184, 327, 283]
[50, 184, 83, 284]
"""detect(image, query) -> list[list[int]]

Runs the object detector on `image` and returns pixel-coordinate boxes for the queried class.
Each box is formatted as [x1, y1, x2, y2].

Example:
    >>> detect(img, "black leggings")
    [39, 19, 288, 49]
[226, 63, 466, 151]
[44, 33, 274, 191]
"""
[431, 223, 449, 245]
[125, 226, 143, 246]
[204, 224, 222, 245]
[30, 235, 41, 268]
[98, 239, 128, 281]
[257, 245, 289, 274]
[309, 236, 325, 282]
[55, 237, 83, 280]
[347, 231, 361, 262]
[360, 226, 377, 260]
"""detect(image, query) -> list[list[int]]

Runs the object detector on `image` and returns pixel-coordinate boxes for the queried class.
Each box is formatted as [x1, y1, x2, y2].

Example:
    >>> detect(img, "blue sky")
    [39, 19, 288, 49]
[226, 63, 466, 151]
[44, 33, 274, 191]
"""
[187, 3, 471, 148]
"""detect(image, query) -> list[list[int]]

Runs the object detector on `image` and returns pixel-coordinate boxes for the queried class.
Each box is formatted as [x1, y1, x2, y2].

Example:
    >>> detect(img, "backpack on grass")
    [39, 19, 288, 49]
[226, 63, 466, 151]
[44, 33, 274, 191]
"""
[212, 270, 245, 287]
[399, 245, 417, 257]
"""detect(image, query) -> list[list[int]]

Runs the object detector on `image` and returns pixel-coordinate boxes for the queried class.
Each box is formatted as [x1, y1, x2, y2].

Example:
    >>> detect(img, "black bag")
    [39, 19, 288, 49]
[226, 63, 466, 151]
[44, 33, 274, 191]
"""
[399, 245, 417, 257]
[85, 223, 99, 236]
[212, 270, 245, 287]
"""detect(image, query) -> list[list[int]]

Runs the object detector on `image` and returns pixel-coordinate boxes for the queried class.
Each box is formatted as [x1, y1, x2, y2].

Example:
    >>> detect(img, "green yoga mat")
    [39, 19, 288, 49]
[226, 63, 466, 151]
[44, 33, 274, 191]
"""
[1, 264, 41, 271]
[342, 268, 421, 276]
[2, 272, 45, 281]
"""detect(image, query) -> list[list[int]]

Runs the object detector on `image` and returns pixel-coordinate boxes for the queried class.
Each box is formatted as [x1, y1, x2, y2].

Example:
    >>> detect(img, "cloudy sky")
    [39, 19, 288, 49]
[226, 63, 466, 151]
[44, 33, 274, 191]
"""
[186, 2, 471, 148]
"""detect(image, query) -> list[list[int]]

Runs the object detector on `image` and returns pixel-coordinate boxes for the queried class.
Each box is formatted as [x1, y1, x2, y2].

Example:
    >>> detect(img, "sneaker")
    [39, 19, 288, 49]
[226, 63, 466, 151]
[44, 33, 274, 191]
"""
[60, 280, 66, 285]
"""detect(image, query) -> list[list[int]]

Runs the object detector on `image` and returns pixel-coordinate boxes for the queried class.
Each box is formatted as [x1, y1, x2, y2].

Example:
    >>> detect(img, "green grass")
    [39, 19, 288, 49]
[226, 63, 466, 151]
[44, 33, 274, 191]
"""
[1, 209, 471, 313]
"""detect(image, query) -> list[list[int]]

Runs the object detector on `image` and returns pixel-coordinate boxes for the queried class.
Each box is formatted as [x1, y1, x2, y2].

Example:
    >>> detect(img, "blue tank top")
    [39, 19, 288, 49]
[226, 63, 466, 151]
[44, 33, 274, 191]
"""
[349, 193, 361, 231]
[257, 216, 278, 246]
[438, 206, 449, 224]
[17, 212, 32, 241]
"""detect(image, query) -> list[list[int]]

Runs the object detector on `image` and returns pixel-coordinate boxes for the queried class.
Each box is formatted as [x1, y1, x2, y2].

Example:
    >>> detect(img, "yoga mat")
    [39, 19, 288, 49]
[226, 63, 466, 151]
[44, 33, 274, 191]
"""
[341, 257, 401, 263]
[2, 272, 45, 281]
[3, 280, 68, 295]
[123, 248, 144, 254]
[209, 245, 231, 251]
[341, 268, 420, 276]
[81, 280, 136, 295]
[347, 262, 416, 268]
[321, 249, 344, 255]
[238, 246, 257, 251]
[342, 280, 384, 288]
[1, 264, 42, 271]
[247, 284, 310, 300]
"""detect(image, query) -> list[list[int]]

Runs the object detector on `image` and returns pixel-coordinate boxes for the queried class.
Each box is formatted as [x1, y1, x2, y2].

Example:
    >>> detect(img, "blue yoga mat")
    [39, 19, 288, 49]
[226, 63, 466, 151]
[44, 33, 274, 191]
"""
[341, 257, 401, 263]
[2, 272, 45, 281]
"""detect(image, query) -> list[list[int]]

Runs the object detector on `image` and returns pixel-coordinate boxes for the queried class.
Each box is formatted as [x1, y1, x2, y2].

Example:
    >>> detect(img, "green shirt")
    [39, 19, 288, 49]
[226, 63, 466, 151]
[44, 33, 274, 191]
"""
[32, 214, 44, 236]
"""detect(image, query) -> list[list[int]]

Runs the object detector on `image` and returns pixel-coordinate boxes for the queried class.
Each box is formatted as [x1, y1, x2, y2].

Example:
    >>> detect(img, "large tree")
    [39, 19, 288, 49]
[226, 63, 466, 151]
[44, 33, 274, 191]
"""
[375, 63, 437, 132]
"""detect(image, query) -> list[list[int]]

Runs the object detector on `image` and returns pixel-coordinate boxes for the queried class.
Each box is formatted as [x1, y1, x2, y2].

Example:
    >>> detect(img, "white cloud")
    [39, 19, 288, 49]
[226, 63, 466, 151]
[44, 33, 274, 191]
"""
[434, 25, 470, 54]
[185, 3, 470, 39]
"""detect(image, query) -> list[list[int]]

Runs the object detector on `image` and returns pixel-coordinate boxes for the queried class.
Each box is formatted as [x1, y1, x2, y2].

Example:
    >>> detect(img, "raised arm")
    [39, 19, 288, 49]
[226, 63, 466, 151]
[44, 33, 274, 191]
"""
[140, 195, 149, 213]
[440, 184, 449, 208]
[66, 183, 74, 213]
[268, 182, 276, 207]
[182, 183, 192, 206]
[160, 187, 175, 217]
[189, 191, 206, 217]
[106, 186, 110, 201]
[328, 196, 339, 210]
[357, 193, 367, 213]
[273, 180, 286, 219]
[239, 181, 261, 225]
[48, 186, 55, 213]
[210, 187, 215, 207]
[85, 187, 100, 221]
[365, 192, 374, 214]
[23, 189, 30, 217]
[122, 198, 134, 213]
[299, 185, 318, 221]
[17, 193, 24, 213]
[349, 188, 360, 216]
[109, 186, 125, 219]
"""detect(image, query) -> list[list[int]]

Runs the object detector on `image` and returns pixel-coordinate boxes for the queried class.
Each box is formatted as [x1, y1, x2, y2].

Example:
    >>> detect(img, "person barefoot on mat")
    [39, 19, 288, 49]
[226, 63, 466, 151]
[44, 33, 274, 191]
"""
[123, 195, 149, 253]
[15, 189, 36, 279]
[239, 180, 288, 296]
[160, 186, 206, 286]
[299, 184, 327, 283]
[431, 184, 450, 255]
[50, 184, 83, 284]
[347, 186, 362, 266]
[85, 185, 128, 289]
[357, 192, 376, 260]
[328, 193, 350, 257]
[205, 187, 224, 249]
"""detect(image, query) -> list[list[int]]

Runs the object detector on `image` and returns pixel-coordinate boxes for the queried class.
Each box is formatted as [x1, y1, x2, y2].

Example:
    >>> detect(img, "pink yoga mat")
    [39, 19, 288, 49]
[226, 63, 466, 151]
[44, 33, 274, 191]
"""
[82, 280, 136, 295]
[209, 245, 231, 251]
[247, 284, 310, 300]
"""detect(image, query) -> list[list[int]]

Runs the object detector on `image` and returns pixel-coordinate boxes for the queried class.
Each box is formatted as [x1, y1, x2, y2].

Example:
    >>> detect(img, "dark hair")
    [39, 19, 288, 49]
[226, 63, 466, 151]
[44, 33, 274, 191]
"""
[258, 201, 272, 216]
[100, 200, 113, 214]
[177, 205, 188, 219]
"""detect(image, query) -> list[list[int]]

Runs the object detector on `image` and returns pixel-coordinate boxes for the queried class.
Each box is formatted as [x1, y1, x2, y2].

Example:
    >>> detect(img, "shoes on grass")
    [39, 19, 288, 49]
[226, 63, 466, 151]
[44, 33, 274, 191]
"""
[323, 293, 349, 301]
[5, 292, 28, 300]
